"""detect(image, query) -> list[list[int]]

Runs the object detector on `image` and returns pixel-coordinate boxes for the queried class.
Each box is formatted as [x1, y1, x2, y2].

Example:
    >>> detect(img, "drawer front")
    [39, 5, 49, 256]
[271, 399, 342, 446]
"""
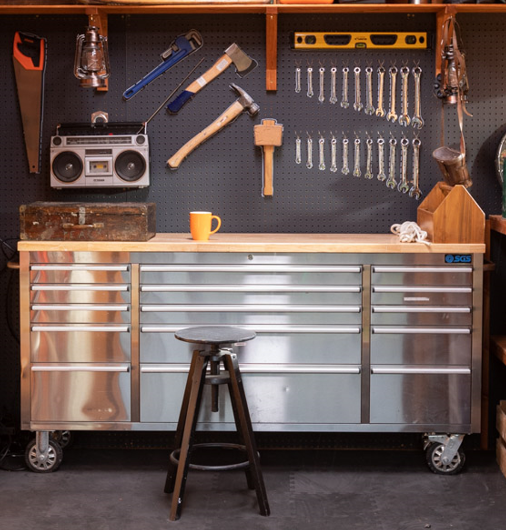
[370, 306, 472, 326]
[140, 287, 361, 306]
[140, 326, 362, 364]
[370, 328, 471, 365]
[140, 308, 361, 326]
[31, 284, 130, 304]
[140, 265, 362, 287]
[371, 286, 472, 307]
[31, 363, 131, 422]
[370, 367, 471, 425]
[31, 325, 130, 363]
[30, 264, 130, 284]
[31, 305, 131, 324]
[371, 266, 472, 287]
[140, 365, 361, 425]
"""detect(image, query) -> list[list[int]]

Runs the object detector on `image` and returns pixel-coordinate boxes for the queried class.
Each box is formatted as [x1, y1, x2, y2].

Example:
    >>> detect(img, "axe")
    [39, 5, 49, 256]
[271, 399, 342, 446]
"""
[167, 43, 257, 114]
[167, 84, 259, 170]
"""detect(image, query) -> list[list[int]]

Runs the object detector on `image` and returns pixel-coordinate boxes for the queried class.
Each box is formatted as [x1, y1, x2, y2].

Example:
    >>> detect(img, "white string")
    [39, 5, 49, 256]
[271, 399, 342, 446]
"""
[390, 221, 431, 245]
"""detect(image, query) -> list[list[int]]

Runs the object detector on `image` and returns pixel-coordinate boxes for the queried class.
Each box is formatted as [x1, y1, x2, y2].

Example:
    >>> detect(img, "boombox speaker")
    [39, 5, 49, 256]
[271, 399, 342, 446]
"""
[50, 120, 150, 189]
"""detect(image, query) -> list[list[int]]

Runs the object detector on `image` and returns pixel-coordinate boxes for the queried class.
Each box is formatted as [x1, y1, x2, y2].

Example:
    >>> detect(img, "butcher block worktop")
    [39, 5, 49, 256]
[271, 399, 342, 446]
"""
[17, 233, 486, 253]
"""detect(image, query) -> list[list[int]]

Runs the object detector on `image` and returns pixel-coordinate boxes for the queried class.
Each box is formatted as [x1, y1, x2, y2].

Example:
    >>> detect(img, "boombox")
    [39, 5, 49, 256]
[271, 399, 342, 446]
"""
[50, 121, 150, 189]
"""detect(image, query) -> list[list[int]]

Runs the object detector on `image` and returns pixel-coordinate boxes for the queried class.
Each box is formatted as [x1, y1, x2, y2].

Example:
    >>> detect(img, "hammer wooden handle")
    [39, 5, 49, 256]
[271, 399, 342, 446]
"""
[167, 99, 244, 169]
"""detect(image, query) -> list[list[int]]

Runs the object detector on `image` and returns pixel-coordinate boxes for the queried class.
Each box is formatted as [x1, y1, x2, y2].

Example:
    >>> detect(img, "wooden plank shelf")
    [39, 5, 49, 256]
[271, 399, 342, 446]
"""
[490, 215, 506, 237]
[491, 335, 506, 367]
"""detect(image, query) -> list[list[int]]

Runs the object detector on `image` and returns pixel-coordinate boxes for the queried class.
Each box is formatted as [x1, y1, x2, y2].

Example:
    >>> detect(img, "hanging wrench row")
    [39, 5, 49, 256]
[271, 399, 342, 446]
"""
[295, 131, 422, 199]
[295, 61, 424, 130]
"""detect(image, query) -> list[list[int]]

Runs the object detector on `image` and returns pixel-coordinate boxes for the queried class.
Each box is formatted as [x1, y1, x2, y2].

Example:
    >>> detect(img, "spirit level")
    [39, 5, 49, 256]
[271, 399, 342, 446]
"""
[292, 32, 428, 50]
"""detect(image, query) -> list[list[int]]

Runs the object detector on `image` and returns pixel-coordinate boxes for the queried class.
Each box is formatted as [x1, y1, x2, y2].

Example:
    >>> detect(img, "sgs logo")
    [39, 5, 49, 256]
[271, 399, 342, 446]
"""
[445, 254, 472, 264]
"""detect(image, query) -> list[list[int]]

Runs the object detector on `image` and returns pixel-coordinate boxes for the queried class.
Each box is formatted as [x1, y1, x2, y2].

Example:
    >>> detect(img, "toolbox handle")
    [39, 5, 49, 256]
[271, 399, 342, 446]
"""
[61, 223, 104, 229]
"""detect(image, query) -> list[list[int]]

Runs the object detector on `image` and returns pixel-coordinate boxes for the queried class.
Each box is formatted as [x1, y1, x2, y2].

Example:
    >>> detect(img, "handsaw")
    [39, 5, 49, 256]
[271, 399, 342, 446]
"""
[13, 31, 47, 174]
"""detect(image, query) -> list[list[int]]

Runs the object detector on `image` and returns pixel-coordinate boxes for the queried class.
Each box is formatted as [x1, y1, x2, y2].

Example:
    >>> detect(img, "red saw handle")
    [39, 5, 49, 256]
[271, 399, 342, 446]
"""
[13, 32, 45, 71]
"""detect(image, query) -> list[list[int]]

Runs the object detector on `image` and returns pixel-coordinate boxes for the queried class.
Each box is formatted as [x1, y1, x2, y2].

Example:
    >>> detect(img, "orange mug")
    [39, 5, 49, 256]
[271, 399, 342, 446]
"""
[190, 211, 222, 241]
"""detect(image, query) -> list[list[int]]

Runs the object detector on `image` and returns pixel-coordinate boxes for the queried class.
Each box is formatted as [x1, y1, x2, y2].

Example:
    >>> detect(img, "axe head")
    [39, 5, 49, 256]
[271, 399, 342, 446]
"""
[225, 43, 257, 78]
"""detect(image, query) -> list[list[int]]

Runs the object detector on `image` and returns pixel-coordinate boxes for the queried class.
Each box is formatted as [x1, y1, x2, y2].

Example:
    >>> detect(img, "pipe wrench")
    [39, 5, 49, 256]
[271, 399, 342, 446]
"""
[123, 30, 203, 101]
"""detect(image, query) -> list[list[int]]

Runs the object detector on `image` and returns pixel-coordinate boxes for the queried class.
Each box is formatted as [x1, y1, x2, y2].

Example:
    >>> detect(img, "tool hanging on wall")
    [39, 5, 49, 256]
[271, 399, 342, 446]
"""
[123, 30, 203, 101]
[254, 119, 284, 197]
[167, 43, 257, 113]
[341, 65, 349, 108]
[167, 84, 259, 170]
[306, 132, 313, 169]
[13, 31, 47, 174]
[74, 25, 110, 89]
[292, 32, 429, 50]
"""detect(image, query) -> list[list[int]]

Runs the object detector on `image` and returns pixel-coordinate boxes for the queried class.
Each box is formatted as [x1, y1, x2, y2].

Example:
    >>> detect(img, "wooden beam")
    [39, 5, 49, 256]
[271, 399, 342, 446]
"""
[266, 6, 278, 92]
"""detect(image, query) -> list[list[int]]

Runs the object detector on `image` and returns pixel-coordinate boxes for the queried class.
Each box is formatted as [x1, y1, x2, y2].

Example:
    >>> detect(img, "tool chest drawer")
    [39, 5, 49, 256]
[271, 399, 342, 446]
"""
[140, 365, 362, 425]
[371, 265, 473, 286]
[371, 286, 472, 307]
[30, 324, 131, 363]
[370, 327, 472, 365]
[370, 305, 472, 326]
[140, 325, 362, 364]
[30, 363, 131, 422]
[30, 263, 130, 285]
[31, 284, 130, 304]
[369, 367, 471, 425]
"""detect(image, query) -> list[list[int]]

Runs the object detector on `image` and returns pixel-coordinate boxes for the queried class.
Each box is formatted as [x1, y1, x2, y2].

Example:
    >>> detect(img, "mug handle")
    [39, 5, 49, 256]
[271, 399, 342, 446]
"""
[210, 215, 222, 235]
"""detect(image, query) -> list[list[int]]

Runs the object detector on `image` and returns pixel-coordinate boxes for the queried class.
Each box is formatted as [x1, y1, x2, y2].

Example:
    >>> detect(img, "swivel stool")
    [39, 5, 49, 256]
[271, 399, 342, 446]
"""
[164, 325, 270, 521]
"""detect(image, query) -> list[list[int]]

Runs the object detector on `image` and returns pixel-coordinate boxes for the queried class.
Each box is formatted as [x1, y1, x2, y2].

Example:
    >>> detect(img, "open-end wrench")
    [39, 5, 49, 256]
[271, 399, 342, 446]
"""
[341, 135, 350, 175]
[318, 65, 325, 103]
[364, 136, 373, 179]
[375, 65, 386, 118]
[412, 66, 424, 129]
[307, 65, 314, 98]
[318, 132, 326, 170]
[330, 67, 338, 104]
[330, 133, 338, 172]
[306, 132, 313, 169]
[353, 66, 363, 112]
[409, 137, 422, 199]
[386, 136, 397, 189]
[377, 136, 386, 181]
[398, 66, 411, 127]
[295, 132, 302, 165]
[386, 66, 398, 123]
[398, 136, 410, 193]
[364, 67, 375, 115]
[295, 63, 301, 93]
[341, 66, 350, 109]
[353, 136, 361, 177]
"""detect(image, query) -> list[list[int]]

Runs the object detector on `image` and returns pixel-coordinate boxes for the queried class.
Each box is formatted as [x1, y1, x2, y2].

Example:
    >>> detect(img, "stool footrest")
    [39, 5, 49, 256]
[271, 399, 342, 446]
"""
[170, 442, 256, 472]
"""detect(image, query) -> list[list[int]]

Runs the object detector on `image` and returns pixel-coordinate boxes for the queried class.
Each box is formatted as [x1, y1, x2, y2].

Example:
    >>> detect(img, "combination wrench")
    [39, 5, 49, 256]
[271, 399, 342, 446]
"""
[398, 66, 411, 127]
[386, 66, 398, 123]
[398, 136, 410, 193]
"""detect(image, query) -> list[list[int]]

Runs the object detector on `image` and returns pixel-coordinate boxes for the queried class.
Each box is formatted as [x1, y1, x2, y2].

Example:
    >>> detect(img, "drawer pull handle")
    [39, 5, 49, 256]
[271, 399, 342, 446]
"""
[372, 306, 470, 313]
[371, 366, 470, 375]
[141, 304, 361, 313]
[31, 304, 129, 311]
[31, 265, 129, 272]
[31, 325, 130, 332]
[141, 364, 361, 375]
[32, 365, 130, 373]
[141, 284, 361, 293]
[141, 325, 361, 334]
[32, 284, 129, 292]
[372, 327, 471, 335]
[140, 265, 362, 273]
[372, 266, 472, 273]
[372, 286, 472, 293]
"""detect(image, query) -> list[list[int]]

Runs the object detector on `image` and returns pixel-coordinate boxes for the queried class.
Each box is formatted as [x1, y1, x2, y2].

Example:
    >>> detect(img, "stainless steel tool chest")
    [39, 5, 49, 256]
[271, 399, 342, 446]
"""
[18, 234, 485, 472]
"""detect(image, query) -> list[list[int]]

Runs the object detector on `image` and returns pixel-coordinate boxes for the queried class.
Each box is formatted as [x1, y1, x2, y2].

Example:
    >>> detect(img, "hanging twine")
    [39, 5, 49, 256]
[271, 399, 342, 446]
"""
[390, 221, 431, 245]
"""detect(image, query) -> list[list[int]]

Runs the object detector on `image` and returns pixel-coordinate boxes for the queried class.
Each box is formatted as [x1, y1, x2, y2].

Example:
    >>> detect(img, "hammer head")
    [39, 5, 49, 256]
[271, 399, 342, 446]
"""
[225, 43, 258, 77]
[230, 84, 260, 117]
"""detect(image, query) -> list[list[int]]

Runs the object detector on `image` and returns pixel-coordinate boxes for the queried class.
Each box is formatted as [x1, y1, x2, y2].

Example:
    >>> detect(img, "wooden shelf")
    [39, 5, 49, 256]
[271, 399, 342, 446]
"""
[489, 215, 506, 237]
[491, 335, 506, 366]
[3, 3, 505, 90]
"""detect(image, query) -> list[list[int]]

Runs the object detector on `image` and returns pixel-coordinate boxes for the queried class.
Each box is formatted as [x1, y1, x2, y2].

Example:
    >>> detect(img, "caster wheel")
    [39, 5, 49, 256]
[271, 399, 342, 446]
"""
[50, 430, 73, 449]
[25, 439, 63, 473]
[426, 442, 465, 475]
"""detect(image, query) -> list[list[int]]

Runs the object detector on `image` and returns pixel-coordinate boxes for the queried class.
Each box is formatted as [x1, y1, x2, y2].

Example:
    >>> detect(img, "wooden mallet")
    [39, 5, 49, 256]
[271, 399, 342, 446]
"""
[254, 118, 283, 197]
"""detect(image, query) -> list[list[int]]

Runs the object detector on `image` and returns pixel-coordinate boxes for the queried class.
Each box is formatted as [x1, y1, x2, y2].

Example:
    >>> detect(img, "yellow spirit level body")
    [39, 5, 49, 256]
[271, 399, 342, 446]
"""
[293, 32, 428, 50]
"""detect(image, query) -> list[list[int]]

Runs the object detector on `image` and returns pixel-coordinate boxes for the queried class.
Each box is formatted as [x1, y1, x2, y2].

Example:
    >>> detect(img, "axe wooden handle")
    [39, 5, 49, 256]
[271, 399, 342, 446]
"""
[167, 99, 244, 169]
[186, 53, 233, 94]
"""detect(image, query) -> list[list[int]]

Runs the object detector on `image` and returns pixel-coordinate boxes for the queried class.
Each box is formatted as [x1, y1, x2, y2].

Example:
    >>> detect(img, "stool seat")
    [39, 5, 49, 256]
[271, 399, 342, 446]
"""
[164, 325, 270, 521]
[175, 326, 256, 346]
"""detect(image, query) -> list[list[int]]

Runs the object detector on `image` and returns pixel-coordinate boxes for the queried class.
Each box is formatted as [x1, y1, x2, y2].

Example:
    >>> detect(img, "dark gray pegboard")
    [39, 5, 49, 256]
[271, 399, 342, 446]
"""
[1, 12, 505, 421]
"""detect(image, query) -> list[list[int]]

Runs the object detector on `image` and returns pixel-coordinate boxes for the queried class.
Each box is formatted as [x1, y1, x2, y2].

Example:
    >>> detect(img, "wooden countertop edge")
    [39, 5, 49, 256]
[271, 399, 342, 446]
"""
[17, 233, 486, 253]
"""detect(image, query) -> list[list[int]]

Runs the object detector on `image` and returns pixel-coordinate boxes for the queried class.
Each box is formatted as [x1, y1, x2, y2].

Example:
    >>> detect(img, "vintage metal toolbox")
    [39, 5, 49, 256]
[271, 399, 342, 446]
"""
[19, 202, 156, 241]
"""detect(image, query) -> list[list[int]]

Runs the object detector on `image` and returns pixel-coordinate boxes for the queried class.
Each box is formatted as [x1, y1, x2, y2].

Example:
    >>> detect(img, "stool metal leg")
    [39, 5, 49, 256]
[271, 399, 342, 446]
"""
[164, 348, 201, 494]
[223, 353, 270, 517]
[169, 353, 208, 521]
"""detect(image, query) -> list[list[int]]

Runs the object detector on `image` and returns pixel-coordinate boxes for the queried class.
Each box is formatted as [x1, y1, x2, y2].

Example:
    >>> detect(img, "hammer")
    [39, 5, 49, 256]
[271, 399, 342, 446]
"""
[167, 84, 259, 170]
[167, 43, 257, 114]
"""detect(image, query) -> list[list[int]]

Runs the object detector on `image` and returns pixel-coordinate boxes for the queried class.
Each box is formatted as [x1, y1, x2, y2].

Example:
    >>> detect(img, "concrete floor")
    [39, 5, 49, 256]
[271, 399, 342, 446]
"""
[1, 447, 506, 530]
